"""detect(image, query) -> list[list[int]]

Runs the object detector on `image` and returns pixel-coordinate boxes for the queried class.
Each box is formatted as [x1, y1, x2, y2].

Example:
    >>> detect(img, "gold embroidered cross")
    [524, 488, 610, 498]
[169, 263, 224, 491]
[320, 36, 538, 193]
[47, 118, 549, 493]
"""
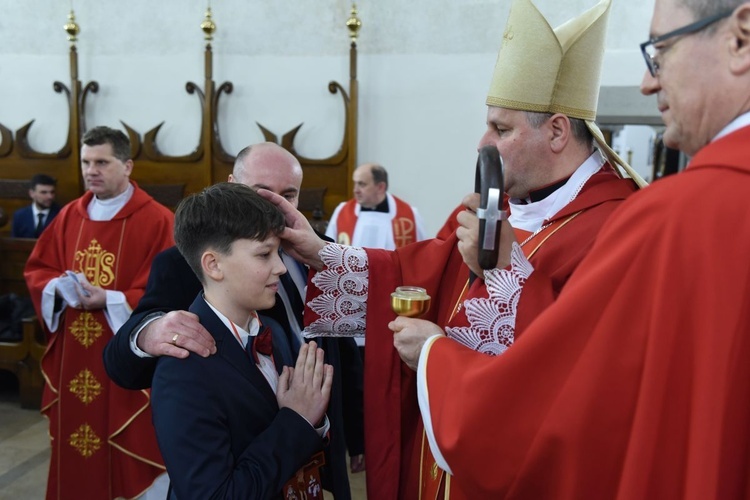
[68, 369, 102, 405]
[69, 423, 102, 458]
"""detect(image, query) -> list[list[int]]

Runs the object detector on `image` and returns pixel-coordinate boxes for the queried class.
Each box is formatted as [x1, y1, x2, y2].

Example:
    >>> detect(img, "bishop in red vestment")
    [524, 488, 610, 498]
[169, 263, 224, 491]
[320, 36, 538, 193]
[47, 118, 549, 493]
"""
[411, 121, 750, 499]
[295, 0, 644, 496]
[25, 180, 173, 499]
[299, 161, 635, 499]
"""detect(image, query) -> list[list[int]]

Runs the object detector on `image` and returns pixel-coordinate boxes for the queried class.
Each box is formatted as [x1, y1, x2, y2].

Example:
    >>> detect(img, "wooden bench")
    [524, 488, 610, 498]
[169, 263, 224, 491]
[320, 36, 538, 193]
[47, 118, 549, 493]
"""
[0, 237, 45, 409]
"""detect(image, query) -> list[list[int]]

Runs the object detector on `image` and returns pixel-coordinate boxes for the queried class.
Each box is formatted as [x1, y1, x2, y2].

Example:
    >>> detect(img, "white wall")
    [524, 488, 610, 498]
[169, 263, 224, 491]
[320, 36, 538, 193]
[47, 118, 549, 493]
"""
[0, 0, 656, 236]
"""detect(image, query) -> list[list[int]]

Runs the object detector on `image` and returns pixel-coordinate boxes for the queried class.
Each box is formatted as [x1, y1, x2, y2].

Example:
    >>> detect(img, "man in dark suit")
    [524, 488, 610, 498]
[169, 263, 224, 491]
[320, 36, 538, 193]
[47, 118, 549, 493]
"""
[103, 142, 364, 499]
[11, 173, 61, 238]
[153, 183, 332, 498]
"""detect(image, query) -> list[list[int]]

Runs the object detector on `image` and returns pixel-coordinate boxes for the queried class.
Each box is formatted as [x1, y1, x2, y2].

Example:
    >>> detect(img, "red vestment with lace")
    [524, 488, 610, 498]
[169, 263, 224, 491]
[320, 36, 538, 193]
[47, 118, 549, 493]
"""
[305, 167, 636, 499]
[421, 126, 750, 498]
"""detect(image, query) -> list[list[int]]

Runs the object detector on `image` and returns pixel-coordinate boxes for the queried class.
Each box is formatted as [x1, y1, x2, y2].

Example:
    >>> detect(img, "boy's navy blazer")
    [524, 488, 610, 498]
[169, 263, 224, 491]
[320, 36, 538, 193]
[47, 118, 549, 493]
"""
[104, 244, 364, 499]
[151, 294, 322, 499]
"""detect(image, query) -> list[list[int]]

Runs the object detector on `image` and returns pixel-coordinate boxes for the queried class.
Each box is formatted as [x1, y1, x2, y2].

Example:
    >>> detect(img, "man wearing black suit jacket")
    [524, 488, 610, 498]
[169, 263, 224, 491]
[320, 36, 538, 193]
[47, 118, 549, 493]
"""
[103, 142, 364, 499]
[11, 173, 61, 238]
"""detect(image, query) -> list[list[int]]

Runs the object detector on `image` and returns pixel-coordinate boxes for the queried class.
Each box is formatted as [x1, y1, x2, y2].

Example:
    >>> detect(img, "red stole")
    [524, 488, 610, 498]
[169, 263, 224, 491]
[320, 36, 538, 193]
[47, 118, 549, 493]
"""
[25, 184, 173, 500]
[335, 195, 418, 247]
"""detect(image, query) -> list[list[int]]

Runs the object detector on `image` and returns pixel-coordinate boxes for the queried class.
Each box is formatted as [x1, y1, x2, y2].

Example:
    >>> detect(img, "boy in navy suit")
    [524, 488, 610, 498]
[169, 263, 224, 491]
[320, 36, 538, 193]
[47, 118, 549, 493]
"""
[151, 182, 333, 499]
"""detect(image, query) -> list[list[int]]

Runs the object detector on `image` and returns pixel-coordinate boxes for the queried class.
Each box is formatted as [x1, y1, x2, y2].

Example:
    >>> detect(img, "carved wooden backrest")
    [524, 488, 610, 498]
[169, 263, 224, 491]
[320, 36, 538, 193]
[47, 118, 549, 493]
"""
[0, 179, 32, 232]
[0, 6, 360, 249]
[140, 184, 186, 210]
[0, 237, 36, 297]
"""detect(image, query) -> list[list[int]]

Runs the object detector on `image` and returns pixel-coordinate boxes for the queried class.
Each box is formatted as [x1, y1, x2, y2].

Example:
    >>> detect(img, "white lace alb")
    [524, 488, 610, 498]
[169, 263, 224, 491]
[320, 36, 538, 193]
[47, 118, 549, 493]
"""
[303, 244, 368, 338]
[446, 242, 531, 355]
[302, 241, 535, 355]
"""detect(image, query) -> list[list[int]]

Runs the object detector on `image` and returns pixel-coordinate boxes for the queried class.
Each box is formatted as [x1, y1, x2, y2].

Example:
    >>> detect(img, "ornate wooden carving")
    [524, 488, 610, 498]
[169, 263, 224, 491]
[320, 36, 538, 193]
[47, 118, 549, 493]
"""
[0, 6, 359, 230]
[0, 42, 95, 225]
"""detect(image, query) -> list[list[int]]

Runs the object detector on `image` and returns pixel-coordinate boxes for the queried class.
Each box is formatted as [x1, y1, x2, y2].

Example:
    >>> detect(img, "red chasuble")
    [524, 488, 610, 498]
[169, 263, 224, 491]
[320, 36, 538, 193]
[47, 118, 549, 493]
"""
[24, 182, 174, 500]
[421, 168, 637, 499]
[364, 236, 469, 500]
[422, 125, 750, 498]
[304, 167, 636, 500]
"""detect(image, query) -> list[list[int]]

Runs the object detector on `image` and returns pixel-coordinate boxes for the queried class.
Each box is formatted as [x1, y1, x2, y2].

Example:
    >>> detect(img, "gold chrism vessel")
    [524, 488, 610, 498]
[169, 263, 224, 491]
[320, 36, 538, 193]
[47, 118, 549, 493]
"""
[391, 286, 431, 318]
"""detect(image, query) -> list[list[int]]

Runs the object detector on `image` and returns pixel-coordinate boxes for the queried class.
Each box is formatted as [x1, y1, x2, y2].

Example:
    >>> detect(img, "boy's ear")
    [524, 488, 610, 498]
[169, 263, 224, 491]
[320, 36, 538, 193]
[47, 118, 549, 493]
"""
[201, 250, 223, 281]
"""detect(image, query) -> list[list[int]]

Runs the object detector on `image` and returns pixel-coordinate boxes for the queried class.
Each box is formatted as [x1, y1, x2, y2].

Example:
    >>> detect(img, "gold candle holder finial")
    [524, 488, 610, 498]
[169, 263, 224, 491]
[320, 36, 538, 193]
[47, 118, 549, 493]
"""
[200, 6, 217, 41]
[346, 4, 362, 43]
[63, 10, 80, 43]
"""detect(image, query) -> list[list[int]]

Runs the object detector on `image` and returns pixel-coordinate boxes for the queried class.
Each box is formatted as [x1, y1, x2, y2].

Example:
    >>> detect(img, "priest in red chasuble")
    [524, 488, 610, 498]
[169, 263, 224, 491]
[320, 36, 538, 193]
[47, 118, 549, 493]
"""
[391, 0, 750, 497]
[25, 126, 174, 500]
[261, 1, 645, 498]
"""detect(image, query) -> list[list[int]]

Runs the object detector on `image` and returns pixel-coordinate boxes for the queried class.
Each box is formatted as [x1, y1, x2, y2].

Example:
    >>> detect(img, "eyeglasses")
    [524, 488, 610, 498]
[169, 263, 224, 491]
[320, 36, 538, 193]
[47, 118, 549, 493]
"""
[640, 8, 734, 77]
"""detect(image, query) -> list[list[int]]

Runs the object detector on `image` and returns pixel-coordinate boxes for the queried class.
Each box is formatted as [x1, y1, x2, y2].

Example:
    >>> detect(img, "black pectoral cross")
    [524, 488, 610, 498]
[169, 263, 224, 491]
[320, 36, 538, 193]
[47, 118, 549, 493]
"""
[475, 145, 505, 271]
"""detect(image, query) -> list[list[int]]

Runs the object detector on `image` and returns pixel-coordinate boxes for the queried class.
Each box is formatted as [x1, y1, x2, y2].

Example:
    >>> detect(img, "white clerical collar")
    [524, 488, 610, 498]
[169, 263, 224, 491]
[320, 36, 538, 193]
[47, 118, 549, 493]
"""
[88, 182, 134, 221]
[356, 192, 393, 215]
[508, 151, 604, 233]
[713, 111, 750, 142]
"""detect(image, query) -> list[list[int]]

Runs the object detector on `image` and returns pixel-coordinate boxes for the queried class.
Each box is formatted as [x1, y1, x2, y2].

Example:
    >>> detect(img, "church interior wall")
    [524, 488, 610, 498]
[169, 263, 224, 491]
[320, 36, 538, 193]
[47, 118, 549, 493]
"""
[1, 0, 657, 236]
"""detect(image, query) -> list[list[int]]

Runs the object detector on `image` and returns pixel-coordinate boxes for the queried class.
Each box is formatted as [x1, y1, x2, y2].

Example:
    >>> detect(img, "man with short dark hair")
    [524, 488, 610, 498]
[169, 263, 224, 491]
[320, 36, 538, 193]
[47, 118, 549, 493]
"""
[11, 173, 60, 238]
[24, 125, 174, 500]
[325, 162, 428, 360]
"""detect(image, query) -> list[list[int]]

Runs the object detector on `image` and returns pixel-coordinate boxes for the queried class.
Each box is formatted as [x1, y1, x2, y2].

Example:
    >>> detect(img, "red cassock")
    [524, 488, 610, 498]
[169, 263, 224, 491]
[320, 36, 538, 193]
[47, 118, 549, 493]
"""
[24, 183, 174, 500]
[421, 125, 750, 498]
[305, 167, 636, 499]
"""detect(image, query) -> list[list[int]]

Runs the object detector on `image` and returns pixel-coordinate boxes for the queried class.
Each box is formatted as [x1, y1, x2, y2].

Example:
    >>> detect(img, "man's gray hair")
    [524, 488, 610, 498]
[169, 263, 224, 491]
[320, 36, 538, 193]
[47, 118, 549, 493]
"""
[370, 164, 388, 189]
[524, 112, 594, 149]
[681, 0, 742, 24]
[232, 145, 254, 183]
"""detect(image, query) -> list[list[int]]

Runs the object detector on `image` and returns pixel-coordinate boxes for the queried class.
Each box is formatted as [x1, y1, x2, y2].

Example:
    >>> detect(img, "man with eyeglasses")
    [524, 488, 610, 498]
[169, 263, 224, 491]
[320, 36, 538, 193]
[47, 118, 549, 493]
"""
[387, 0, 750, 497]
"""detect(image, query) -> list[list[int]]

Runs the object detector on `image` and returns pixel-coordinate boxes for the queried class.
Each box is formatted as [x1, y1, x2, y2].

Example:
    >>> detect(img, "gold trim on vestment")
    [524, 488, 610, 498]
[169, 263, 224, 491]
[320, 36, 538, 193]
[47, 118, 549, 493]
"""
[418, 335, 446, 500]
[524, 210, 584, 259]
[115, 219, 126, 289]
[108, 388, 167, 470]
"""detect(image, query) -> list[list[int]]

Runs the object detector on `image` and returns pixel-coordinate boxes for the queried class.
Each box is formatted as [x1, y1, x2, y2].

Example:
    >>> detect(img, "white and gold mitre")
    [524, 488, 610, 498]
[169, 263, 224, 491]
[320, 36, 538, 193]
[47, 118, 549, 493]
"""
[487, 0, 611, 120]
[487, 0, 647, 187]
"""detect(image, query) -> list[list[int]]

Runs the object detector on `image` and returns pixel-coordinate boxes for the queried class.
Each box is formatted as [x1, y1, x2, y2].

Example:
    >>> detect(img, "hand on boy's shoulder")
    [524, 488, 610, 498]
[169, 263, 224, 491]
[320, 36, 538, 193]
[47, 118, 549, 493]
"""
[138, 310, 216, 358]
[276, 341, 333, 428]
